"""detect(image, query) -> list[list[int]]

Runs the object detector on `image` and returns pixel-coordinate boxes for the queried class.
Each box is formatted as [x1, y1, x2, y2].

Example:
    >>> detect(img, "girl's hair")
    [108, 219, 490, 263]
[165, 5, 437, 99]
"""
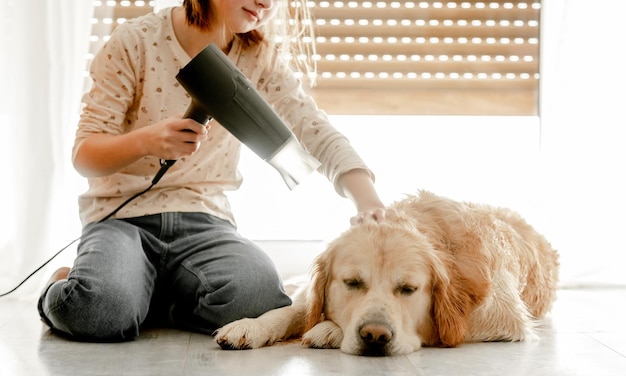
[182, 0, 316, 82]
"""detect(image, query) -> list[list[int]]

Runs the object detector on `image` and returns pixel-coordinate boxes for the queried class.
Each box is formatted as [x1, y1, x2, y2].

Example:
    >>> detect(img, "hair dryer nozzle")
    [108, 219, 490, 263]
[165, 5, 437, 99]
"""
[176, 43, 320, 189]
[268, 136, 321, 190]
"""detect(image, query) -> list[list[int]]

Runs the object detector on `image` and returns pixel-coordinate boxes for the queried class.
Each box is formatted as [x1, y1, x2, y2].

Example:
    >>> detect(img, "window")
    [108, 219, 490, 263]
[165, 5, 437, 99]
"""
[89, 0, 540, 115]
[308, 1, 540, 115]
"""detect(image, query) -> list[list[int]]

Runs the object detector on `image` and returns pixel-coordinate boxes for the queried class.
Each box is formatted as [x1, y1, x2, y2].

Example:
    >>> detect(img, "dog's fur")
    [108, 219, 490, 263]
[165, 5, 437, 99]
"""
[215, 191, 559, 356]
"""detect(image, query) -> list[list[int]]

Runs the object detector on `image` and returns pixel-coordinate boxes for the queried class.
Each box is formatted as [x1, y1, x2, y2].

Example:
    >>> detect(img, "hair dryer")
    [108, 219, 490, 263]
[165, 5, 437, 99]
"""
[172, 43, 321, 189]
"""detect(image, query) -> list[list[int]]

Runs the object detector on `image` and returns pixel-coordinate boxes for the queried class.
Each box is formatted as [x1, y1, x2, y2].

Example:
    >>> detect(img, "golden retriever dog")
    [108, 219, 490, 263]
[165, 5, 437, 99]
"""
[215, 191, 559, 356]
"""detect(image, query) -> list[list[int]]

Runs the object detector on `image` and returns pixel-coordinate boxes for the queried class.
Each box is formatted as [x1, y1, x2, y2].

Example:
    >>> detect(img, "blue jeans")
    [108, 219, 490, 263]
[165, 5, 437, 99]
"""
[38, 212, 291, 341]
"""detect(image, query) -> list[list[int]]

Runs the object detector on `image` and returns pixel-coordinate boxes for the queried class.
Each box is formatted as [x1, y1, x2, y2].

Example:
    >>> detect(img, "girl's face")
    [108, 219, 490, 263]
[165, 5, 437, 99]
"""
[212, 0, 279, 34]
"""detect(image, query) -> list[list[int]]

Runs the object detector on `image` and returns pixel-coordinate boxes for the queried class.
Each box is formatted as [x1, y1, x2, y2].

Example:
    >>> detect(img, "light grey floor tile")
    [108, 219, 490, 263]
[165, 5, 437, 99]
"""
[1, 289, 626, 376]
[184, 337, 420, 376]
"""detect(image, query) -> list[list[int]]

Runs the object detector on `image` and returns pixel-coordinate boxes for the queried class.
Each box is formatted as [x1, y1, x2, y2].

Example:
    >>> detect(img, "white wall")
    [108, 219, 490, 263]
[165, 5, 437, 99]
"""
[230, 115, 541, 241]
[538, 0, 626, 287]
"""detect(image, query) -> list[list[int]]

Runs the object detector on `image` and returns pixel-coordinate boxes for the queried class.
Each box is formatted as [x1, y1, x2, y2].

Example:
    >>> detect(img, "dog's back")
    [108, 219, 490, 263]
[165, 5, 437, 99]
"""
[392, 191, 559, 341]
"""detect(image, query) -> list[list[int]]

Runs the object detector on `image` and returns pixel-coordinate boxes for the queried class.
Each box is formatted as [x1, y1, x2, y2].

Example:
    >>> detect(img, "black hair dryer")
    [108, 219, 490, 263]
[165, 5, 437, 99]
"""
[175, 43, 321, 190]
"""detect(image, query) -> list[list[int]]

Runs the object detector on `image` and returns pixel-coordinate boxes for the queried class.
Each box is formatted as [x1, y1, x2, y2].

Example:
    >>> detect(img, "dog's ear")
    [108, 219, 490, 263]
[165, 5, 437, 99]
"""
[305, 250, 330, 331]
[430, 252, 479, 347]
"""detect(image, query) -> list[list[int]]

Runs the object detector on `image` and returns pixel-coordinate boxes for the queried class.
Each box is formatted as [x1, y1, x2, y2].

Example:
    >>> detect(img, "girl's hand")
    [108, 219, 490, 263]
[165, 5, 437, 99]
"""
[144, 115, 210, 160]
[350, 207, 386, 226]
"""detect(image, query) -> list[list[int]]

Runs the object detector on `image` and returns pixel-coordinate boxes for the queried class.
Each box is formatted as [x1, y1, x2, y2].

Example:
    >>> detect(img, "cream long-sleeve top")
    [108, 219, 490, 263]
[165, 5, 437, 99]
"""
[74, 7, 372, 226]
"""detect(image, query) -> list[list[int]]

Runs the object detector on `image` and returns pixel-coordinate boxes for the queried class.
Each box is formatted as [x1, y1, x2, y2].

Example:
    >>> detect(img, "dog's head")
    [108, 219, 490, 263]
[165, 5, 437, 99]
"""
[305, 215, 487, 356]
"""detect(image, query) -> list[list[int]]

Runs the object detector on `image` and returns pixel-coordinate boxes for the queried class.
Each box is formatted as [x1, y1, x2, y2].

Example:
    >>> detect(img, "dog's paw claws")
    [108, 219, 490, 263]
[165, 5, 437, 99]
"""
[214, 318, 275, 350]
[216, 337, 252, 350]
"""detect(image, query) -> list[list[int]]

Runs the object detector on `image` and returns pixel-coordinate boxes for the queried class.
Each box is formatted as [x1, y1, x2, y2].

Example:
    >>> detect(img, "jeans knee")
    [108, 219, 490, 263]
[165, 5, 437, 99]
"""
[83, 293, 143, 340]
[238, 273, 292, 313]
[45, 280, 147, 341]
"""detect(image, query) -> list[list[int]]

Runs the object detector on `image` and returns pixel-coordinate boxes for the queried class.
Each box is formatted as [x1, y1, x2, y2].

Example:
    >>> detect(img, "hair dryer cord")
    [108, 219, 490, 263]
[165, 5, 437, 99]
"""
[0, 160, 173, 297]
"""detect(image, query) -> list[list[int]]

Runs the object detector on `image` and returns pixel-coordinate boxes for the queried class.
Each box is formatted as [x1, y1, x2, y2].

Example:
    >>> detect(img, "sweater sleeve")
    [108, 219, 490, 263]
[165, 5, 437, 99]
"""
[72, 22, 142, 163]
[248, 46, 375, 196]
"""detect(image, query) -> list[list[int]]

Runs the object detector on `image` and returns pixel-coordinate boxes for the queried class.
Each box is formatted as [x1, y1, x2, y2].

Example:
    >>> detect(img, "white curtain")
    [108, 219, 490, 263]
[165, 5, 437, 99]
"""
[540, 0, 626, 287]
[0, 1, 93, 299]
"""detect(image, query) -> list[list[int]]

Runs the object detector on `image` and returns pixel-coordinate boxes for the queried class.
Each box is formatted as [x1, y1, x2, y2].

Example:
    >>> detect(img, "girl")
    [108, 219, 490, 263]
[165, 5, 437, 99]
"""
[38, 0, 385, 341]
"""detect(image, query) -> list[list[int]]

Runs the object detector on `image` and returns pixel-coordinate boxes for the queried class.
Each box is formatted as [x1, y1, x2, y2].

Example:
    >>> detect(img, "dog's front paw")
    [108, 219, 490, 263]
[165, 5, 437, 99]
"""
[301, 320, 343, 349]
[214, 318, 274, 350]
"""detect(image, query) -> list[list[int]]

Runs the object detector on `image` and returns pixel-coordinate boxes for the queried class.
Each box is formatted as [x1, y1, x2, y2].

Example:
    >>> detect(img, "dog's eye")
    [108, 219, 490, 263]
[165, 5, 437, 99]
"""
[397, 285, 418, 296]
[343, 278, 364, 290]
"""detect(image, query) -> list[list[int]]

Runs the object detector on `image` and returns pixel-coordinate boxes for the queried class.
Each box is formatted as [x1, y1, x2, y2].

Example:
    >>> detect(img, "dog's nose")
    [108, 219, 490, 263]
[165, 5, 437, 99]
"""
[359, 322, 392, 345]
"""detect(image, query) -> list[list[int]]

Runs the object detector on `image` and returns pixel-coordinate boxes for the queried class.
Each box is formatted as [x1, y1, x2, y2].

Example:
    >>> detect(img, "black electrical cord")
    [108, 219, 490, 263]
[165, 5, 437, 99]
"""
[0, 160, 175, 298]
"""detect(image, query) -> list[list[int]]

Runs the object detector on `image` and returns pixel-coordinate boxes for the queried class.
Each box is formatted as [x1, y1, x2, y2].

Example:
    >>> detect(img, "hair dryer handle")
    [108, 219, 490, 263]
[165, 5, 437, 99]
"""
[184, 102, 213, 126]
[152, 103, 213, 185]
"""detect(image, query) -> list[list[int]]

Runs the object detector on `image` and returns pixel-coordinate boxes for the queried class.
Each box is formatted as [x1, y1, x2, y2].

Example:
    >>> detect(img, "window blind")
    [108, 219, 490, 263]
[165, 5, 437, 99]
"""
[307, 0, 540, 115]
[88, 0, 540, 115]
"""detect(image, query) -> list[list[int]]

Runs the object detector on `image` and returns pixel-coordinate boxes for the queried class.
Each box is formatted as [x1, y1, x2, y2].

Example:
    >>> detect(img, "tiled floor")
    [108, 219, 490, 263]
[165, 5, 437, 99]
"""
[1, 288, 625, 376]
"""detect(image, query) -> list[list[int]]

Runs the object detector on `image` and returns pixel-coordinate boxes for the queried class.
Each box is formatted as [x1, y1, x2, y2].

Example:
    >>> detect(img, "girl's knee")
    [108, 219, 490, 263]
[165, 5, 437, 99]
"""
[171, 246, 291, 330]
[44, 279, 148, 341]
